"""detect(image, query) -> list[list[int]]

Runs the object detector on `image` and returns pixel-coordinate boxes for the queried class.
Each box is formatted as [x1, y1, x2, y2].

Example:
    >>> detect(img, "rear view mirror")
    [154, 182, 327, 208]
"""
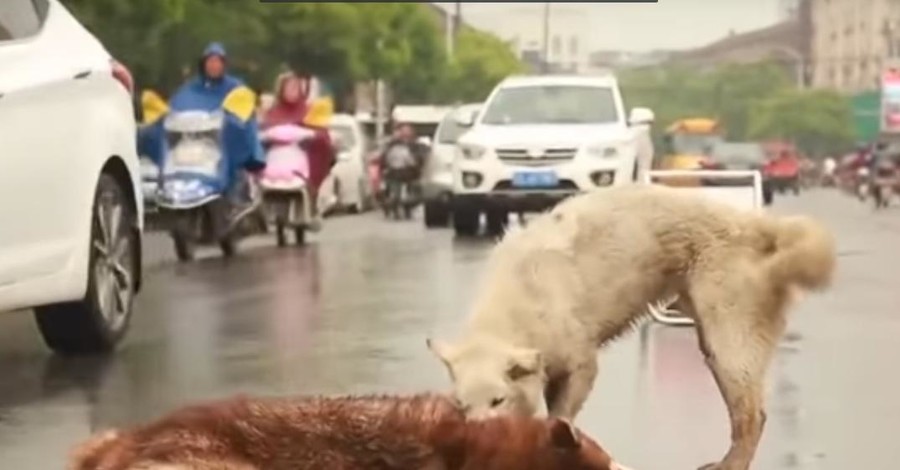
[454, 109, 477, 128]
[628, 107, 654, 126]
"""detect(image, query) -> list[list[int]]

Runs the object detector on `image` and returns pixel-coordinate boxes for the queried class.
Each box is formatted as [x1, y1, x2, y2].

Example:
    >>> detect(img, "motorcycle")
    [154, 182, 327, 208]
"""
[871, 164, 897, 209]
[383, 170, 420, 220]
[258, 124, 319, 246]
[856, 167, 870, 201]
[155, 109, 265, 261]
[381, 142, 424, 220]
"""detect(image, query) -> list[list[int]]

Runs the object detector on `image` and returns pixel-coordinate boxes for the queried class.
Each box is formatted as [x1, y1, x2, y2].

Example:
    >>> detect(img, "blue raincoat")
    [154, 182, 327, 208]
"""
[138, 42, 265, 194]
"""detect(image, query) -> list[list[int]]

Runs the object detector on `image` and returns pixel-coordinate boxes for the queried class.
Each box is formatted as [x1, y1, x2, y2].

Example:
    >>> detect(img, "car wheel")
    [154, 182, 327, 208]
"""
[485, 209, 508, 237]
[453, 207, 479, 237]
[424, 201, 450, 228]
[762, 185, 774, 206]
[34, 174, 137, 355]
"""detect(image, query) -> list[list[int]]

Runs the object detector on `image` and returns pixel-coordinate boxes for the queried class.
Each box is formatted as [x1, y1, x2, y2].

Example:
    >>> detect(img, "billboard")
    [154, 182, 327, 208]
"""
[880, 66, 900, 134]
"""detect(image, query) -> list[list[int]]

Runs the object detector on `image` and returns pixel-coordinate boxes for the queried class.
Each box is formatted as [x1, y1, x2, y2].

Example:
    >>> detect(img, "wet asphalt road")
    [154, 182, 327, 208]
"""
[1, 189, 899, 469]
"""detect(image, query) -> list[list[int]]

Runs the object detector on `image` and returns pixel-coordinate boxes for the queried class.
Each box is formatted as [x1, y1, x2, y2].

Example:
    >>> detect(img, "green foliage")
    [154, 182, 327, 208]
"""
[434, 28, 525, 104]
[748, 89, 855, 156]
[619, 60, 852, 155]
[63, 1, 522, 107]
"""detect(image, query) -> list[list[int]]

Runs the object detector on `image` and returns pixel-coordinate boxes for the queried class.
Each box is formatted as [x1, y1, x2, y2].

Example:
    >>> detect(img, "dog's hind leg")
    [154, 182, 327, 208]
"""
[544, 357, 599, 420]
[686, 279, 785, 470]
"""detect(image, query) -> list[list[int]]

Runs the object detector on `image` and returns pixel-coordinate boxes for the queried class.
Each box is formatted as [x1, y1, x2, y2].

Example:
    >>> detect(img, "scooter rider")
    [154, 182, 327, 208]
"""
[139, 42, 266, 209]
[379, 122, 428, 185]
[262, 71, 336, 220]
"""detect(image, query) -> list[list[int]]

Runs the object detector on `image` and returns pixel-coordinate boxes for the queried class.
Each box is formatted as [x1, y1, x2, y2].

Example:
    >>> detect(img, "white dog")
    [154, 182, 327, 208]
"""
[428, 184, 835, 470]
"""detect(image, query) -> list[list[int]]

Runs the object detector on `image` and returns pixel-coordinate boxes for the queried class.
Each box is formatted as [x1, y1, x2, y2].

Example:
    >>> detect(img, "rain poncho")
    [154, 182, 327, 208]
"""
[138, 43, 265, 193]
[262, 73, 335, 198]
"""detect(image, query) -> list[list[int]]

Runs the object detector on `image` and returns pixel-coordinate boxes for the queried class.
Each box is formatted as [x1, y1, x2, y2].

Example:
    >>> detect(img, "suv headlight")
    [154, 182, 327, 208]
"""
[458, 144, 488, 161]
[584, 144, 619, 159]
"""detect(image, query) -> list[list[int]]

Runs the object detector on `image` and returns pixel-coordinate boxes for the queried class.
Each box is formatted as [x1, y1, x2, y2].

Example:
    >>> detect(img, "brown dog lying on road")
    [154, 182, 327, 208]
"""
[69, 393, 629, 470]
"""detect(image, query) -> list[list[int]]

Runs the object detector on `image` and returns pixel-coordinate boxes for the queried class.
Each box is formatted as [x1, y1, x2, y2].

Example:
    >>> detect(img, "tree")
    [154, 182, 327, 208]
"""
[63, 2, 521, 106]
[620, 60, 796, 147]
[434, 28, 524, 103]
[748, 89, 855, 157]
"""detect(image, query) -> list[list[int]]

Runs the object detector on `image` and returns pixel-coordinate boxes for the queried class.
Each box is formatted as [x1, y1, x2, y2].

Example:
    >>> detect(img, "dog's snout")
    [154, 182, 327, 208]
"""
[451, 397, 470, 414]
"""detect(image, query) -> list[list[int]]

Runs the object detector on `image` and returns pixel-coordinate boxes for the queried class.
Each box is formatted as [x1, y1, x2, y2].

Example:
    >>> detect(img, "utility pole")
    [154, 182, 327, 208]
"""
[541, 2, 551, 73]
[447, 2, 461, 59]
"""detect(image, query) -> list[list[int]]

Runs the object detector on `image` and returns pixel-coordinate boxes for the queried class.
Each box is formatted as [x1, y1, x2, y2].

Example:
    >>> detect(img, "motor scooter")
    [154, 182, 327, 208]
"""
[856, 167, 871, 201]
[381, 144, 422, 220]
[258, 124, 319, 246]
[872, 164, 896, 209]
[155, 109, 265, 261]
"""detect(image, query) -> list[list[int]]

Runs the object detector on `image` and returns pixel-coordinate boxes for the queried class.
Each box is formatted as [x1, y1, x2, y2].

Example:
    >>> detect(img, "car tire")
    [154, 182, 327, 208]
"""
[34, 174, 138, 355]
[485, 209, 508, 237]
[453, 207, 479, 237]
[424, 201, 450, 228]
[762, 184, 773, 206]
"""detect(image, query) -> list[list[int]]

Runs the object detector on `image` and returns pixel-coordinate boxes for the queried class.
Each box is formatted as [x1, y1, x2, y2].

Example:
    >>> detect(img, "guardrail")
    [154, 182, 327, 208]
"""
[643, 169, 764, 327]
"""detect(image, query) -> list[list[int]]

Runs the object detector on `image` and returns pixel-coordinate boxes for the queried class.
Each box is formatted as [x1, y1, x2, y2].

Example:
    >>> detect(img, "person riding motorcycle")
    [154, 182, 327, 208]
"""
[261, 71, 336, 219]
[869, 141, 899, 206]
[379, 123, 427, 184]
[138, 42, 266, 208]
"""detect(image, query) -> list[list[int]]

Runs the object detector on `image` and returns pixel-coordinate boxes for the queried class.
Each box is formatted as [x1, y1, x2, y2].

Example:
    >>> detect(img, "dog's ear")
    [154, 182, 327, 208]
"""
[506, 347, 541, 381]
[426, 338, 456, 367]
[549, 418, 581, 450]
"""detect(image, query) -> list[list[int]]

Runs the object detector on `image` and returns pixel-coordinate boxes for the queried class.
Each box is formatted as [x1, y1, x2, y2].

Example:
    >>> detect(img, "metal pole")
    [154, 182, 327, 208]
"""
[449, 2, 461, 59]
[445, 9, 453, 59]
[541, 2, 550, 73]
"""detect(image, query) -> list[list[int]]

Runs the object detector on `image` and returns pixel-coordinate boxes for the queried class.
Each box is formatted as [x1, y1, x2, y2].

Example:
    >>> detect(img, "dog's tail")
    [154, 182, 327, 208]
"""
[68, 429, 127, 470]
[760, 215, 836, 290]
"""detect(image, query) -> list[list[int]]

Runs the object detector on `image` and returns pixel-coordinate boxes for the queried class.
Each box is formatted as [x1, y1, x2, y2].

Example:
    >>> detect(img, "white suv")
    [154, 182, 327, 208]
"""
[450, 74, 653, 236]
[0, 0, 143, 354]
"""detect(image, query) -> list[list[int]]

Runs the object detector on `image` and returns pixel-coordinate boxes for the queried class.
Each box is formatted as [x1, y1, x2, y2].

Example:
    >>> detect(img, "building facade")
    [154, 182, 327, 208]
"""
[668, 11, 811, 87]
[809, 0, 900, 92]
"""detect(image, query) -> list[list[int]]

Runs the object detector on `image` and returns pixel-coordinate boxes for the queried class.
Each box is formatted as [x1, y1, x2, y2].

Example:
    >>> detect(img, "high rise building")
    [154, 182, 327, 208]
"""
[810, 0, 900, 92]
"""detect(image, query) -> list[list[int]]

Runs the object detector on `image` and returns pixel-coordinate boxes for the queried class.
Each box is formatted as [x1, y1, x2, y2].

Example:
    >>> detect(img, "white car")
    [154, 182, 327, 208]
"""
[321, 114, 369, 213]
[451, 74, 654, 236]
[0, 0, 143, 353]
[422, 103, 481, 228]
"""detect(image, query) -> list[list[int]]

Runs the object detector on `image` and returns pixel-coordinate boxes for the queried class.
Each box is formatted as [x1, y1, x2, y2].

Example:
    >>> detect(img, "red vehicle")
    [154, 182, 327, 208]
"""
[762, 142, 801, 195]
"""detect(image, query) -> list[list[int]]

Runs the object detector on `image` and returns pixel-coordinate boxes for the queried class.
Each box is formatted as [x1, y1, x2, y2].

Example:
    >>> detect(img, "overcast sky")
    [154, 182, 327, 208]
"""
[435, 1, 783, 52]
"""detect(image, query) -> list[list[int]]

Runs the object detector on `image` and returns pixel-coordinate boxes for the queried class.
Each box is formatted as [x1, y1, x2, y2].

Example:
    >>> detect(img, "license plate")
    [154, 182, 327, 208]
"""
[512, 171, 558, 188]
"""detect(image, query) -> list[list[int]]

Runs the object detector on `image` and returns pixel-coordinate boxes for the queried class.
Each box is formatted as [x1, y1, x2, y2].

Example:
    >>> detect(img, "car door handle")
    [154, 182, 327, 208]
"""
[73, 70, 92, 79]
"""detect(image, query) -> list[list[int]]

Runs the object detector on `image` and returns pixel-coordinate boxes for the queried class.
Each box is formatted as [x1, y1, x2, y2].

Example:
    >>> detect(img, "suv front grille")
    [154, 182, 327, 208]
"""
[496, 147, 578, 166]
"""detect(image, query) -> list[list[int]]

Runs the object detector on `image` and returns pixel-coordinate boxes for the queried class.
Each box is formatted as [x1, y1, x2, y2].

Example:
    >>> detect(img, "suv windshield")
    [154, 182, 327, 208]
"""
[480, 85, 618, 125]
[670, 133, 722, 155]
